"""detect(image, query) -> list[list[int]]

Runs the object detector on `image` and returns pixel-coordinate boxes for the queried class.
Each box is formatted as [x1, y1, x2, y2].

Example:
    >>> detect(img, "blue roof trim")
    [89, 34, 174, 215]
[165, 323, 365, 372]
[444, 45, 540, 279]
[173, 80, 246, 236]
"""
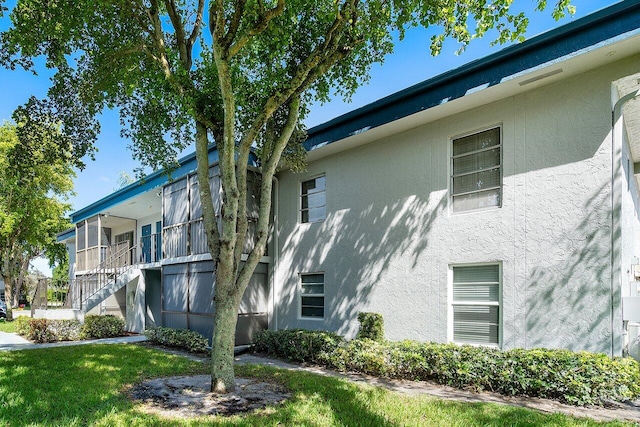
[304, 0, 640, 151]
[57, 228, 75, 242]
[71, 146, 220, 223]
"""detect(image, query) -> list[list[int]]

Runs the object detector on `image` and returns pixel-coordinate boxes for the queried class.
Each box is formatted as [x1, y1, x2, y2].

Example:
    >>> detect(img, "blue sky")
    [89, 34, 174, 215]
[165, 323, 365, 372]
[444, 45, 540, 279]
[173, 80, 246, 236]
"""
[0, 1, 615, 273]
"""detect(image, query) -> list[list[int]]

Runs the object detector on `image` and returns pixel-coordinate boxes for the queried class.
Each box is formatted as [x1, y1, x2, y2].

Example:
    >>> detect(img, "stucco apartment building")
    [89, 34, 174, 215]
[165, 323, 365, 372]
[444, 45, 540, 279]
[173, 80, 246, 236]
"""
[52, 1, 640, 358]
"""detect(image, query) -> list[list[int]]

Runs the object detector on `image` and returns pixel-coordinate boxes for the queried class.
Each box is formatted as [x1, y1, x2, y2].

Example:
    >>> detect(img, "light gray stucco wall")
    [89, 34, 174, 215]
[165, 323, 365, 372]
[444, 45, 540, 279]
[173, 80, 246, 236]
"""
[274, 54, 640, 355]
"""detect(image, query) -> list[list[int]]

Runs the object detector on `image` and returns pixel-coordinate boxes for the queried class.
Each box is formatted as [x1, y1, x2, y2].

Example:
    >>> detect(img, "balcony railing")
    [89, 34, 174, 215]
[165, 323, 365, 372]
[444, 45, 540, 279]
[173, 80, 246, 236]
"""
[140, 232, 163, 264]
[162, 218, 259, 259]
[76, 242, 136, 271]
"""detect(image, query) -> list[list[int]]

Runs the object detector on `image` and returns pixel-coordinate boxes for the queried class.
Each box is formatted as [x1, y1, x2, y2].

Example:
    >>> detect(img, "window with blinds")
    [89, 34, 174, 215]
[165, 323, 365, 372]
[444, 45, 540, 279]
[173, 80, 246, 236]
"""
[452, 264, 500, 346]
[301, 175, 326, 223]
[300, 273, 324, 318]
[451, 127, 501, 213]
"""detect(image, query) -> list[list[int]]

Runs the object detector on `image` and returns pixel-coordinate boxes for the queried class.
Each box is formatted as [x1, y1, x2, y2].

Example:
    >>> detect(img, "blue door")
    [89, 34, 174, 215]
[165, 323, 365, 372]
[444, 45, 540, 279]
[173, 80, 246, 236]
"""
[155, 221, 162, 261]
[141, 224, 151, 263]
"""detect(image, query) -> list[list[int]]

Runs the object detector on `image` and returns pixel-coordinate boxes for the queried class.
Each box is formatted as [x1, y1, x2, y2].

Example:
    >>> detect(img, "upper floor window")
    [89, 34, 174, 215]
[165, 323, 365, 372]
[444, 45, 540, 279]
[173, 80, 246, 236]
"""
[301, 175, 326, 223]
[451, 127, 501, 213]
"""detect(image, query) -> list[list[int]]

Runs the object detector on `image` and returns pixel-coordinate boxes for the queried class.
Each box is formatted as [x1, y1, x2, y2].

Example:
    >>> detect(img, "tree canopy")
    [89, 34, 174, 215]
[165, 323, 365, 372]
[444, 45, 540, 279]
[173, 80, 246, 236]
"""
[0, 109, 75, 315]
[0, 0, 573, 391]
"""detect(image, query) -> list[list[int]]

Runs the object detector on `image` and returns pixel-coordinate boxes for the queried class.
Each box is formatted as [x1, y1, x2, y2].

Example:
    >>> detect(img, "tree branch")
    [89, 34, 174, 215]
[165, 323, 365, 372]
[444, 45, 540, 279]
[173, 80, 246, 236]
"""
[222, 0, 247, 52]
[195, 121, 221, 261]
[226, 0, 285, 58]
[237, 1, 357, 153]
[165, 0, 192, 68]
[188, 0, 206, 49]
[237, 96, 301, 287]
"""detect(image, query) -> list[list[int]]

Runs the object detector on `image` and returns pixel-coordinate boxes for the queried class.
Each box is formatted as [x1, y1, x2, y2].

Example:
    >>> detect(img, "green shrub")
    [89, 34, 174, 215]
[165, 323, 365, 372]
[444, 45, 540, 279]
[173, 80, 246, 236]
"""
[254, 328, 640, 406]
[356, 312, 385, 342]
[16, 318, 82, 343]
[253, 329, 345, 363]
[48, 319, 82, 341]
[14, 316, 31, 336]
[81, 315, 124, 339]
[144, 327, 209, 354]
[26, 319, 56, 343]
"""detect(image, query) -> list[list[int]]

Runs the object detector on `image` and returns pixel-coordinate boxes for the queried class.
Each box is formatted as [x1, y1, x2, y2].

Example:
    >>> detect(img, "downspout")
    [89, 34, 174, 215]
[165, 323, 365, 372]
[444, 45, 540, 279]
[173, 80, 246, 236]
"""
[611, 88, 640, 357]
[271, 176, 279, 331]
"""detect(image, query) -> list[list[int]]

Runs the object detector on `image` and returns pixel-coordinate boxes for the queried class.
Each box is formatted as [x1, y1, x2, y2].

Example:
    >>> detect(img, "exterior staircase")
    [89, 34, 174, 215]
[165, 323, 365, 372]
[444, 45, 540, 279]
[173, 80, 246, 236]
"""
[67, 242, 141, 313]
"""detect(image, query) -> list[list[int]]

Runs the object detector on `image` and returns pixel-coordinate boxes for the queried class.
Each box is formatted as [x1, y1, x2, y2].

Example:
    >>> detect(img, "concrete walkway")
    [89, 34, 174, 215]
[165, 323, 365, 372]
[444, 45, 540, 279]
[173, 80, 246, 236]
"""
[0, 332, 146, 351]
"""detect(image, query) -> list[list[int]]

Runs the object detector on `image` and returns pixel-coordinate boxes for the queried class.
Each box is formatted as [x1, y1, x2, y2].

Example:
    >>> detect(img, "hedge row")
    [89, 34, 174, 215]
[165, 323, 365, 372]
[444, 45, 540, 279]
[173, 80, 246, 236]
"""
[253, 329, 345, 363]
[252, 329, 640, 406]
[144, 327, 209, 354]
[15, 315, 124, 343]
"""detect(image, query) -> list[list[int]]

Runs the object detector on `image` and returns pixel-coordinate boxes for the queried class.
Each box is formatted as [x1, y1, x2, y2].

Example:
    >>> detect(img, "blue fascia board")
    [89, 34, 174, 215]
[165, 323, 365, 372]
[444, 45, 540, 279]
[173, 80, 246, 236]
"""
[56, 227, 75, 242]
[304, 0, 640, 151]
[71, 146, 220, 223]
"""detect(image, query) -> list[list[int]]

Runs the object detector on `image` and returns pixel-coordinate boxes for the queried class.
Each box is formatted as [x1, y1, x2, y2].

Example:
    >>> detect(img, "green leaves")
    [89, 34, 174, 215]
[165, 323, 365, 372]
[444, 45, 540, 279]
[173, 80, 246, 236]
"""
[254, 329, 640, 406]
[0, 116, 74, 301]
[0, 0, 575, 169]
[144, 326, 210, 353]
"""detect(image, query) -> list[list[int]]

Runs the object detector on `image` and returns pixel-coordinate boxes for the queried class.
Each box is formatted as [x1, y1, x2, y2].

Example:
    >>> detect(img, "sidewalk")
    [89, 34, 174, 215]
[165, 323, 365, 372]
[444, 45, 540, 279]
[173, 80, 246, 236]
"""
[0, 332, 146, 351]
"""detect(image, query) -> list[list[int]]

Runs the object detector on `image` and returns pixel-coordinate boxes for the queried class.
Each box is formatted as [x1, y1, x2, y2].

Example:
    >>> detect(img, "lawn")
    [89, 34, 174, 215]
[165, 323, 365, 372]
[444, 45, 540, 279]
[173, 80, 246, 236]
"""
[0, 320, 16, 333]
[0, 344, 633, 426]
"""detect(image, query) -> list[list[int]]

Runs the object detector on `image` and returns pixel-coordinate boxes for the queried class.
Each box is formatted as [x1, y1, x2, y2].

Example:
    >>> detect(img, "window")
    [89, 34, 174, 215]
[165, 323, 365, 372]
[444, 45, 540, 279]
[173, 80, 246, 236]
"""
[301, 175, 326, 223]
[451, 127, 501, 213]
[87, 216, 99, 248]
[451, 264, 500, 346]
[76, 222, 86, 251]
[300, 273, 324, 318]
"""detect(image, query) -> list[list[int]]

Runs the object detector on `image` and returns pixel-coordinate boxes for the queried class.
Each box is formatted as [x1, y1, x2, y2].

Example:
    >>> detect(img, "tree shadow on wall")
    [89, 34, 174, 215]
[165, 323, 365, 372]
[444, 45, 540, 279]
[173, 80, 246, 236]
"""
[278, 191, 447, 338]
[524, 181, 615, 354]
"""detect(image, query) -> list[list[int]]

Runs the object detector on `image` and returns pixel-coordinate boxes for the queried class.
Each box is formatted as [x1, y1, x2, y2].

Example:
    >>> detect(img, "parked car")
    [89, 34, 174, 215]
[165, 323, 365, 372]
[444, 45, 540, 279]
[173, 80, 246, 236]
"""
[0, 300, 6, 319]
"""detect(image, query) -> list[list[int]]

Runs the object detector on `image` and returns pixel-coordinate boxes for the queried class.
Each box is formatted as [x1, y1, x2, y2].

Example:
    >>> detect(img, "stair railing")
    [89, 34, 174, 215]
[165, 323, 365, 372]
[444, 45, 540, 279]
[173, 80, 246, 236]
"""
[66, 242, 139, 310]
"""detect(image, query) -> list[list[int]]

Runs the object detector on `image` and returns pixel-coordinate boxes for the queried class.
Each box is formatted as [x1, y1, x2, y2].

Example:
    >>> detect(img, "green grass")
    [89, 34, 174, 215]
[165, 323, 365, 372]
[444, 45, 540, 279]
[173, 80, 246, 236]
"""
[0, 345, 633, 426]
[0, 320, 16, 333]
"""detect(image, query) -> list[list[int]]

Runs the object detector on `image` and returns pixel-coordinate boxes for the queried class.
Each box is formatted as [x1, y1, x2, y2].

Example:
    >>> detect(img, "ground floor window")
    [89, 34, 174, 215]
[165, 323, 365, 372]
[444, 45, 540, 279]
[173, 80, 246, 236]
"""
[451, 264, 501, 346]
[300, 273, 324, 318]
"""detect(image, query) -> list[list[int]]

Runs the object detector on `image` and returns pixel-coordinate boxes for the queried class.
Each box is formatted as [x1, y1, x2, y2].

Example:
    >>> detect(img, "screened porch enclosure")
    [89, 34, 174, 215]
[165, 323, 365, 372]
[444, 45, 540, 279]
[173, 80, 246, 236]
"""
[162, 165, 263, 259]
[75, 215, 137, 271]
[160, 163, 269, 344]
[162, 261, 269, 345]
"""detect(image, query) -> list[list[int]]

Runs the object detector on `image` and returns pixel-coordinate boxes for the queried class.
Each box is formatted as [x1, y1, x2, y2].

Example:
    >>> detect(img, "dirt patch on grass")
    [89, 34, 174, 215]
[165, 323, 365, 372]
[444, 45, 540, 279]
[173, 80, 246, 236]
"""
[130, 375, 290, 418]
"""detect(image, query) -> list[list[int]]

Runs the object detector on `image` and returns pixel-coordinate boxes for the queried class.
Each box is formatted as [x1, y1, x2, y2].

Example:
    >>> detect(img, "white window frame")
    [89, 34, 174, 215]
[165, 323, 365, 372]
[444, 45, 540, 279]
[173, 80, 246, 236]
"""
[448, 263, 502, 348]
[299, 272, 325, 320]
[450, 126, 503, 214]
[300, 174, 326, 224]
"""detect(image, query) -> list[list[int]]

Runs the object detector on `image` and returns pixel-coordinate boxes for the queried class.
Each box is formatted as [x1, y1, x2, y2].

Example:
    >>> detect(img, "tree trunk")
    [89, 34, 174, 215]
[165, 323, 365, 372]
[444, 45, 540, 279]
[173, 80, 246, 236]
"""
[2, 275, 13, 320]
[210, 273, 243, 393]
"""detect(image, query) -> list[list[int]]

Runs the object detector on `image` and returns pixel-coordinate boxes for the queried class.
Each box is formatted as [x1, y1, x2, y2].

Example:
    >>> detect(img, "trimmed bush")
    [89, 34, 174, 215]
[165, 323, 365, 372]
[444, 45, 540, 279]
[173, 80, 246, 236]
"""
[47, 319, 82, 341]
[16, 316, 123, 341]
[144, 327, 209, 354]
[14, 316, 31, 336]
[253, 329, 346, 363]
[356, 312, 385, 342]
[26, 319, 56, 343]
[253, 329, 640, 406]
[15, 318, 82, 343]
[81, 315, 125, 339]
